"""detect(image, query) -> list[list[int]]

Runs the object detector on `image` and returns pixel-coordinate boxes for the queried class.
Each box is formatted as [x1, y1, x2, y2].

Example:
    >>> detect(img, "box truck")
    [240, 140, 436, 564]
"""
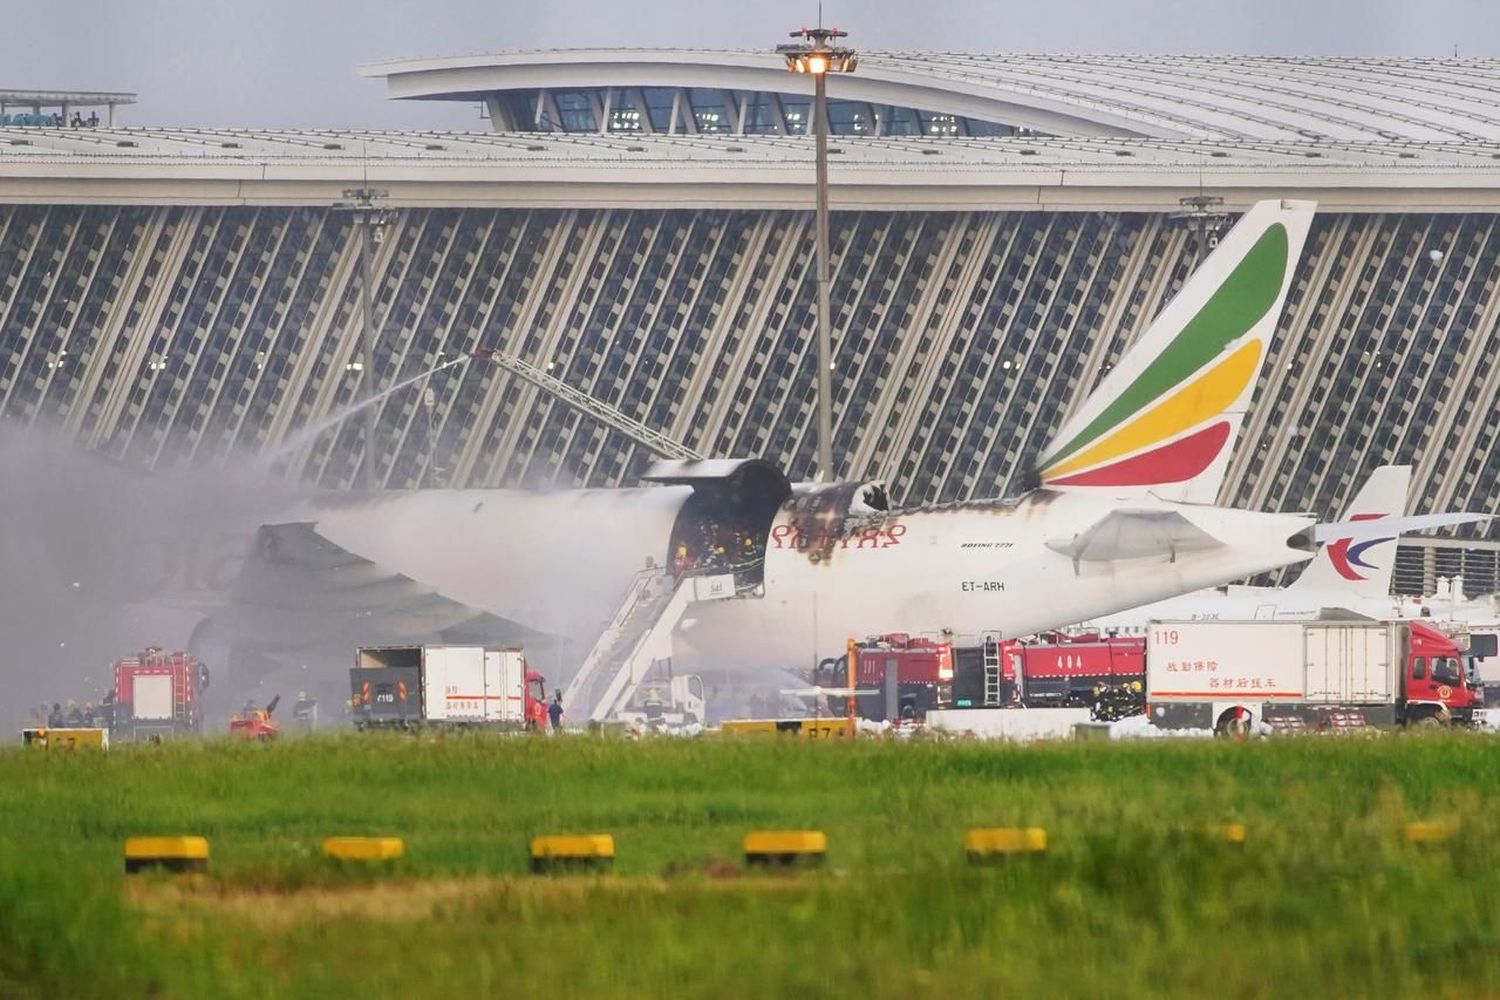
[1145, 620, 1491, 735]
[350, 645, 548, 730]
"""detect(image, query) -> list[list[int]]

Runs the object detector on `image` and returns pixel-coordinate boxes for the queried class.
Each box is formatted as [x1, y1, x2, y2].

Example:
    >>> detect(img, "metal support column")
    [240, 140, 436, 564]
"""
[813, 69, 834, 483]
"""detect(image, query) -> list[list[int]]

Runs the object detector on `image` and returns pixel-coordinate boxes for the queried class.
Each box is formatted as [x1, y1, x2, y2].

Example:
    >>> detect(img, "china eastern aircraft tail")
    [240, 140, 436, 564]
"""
[1039, 199, 1316, 505]
[1286, 465, 1410, 598]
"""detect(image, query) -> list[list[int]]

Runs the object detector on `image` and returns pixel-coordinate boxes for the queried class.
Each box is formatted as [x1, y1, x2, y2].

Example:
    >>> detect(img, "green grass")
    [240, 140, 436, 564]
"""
[4, 733, 1500, 998]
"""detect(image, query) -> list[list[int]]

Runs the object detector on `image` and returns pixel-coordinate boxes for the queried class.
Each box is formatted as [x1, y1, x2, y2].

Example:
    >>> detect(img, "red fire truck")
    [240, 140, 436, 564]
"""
[813, 634, 954, 722]
[111, 648, 207, 741]
[819, 632, 1146, 722]
[998, 633, 1145, 710]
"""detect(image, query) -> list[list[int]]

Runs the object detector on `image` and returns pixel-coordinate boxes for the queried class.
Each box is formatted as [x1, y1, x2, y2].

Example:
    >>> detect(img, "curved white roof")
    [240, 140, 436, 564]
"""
[4, 128, 1500, 213]
[360, 49, 1500, 142]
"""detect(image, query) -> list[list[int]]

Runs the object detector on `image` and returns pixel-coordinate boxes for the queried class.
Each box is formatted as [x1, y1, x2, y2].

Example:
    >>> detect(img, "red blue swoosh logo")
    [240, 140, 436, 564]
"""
[1326, 513, 1396, 581]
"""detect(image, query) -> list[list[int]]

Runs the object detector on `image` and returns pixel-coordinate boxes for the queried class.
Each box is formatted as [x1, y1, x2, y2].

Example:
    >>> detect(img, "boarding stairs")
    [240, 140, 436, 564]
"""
[561, 568, 675, 722]
[563, 565, 750, 723]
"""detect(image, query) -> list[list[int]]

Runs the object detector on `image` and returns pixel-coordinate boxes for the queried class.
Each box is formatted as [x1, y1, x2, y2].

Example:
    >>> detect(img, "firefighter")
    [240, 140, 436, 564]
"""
[674, 541, 691, 575]
[293, 691, 318, 731]
[547, 692, 564, 733]
[47, 703, 63, 728]
[64, 701, 84, 726]
[643, 686, 666, 725]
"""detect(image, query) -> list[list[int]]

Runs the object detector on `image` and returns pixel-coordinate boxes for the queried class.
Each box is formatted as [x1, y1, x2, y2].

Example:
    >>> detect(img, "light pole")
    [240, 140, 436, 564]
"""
[778, 26, 857, 483]
[332, 187, 391, 490]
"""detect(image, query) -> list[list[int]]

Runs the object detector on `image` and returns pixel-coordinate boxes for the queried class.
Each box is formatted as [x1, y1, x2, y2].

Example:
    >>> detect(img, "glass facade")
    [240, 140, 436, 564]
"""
[499, 86, 1023, 137]
[0, 204, 1495, 590]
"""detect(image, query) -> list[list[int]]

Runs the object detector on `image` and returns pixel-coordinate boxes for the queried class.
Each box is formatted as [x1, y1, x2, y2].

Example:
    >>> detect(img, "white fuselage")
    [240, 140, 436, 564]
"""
[678, 490, 1315, 671]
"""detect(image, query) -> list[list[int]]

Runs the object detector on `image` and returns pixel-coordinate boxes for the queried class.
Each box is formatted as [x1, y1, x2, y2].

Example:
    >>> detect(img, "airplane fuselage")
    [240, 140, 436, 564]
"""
[679, 490, 1316, 670]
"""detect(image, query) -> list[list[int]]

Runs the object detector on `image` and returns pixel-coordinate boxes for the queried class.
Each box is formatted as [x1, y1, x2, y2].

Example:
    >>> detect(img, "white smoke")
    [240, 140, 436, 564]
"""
[0, 426, 308, 729]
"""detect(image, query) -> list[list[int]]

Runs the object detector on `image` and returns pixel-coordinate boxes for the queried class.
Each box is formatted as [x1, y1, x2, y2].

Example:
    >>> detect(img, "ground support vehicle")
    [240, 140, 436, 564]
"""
[615, 673, 707, 730]
[111, 648, 206, 742]
[813, 634, 954, 722]
[947, 632, 1146, 718]
[350, 645, 547, 730]
[995, 634, 1145, 712]
[229, 696, 280, 741]
[822, 631, 1148, 722]
[1146, 620, 1491, 736]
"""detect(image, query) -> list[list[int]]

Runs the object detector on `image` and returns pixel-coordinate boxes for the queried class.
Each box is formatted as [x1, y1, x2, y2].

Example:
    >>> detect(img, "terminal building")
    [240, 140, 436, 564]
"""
[0, 51, 1497, 593]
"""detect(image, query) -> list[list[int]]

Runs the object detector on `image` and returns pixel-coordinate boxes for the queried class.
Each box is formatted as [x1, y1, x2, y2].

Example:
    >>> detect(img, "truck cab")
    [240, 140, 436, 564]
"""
[524, 669, 548, 729]
[1404, 623, 1492, 726]
[813, 634, 953, 722]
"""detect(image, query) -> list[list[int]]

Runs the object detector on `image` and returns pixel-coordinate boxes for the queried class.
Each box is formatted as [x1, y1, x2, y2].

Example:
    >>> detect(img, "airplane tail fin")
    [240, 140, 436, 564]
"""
[1038, 199, 1316, 504]
[1287, 465, 1411, 597]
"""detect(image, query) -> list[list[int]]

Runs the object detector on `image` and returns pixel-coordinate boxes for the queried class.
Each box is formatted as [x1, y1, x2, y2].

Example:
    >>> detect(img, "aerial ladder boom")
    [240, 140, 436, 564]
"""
[471, 348, 703, 462]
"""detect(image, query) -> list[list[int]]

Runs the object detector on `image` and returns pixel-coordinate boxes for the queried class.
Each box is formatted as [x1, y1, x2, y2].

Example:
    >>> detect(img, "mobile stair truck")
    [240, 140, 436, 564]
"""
[1145, 619, 1493, 736]
[350, 645, 548, 731]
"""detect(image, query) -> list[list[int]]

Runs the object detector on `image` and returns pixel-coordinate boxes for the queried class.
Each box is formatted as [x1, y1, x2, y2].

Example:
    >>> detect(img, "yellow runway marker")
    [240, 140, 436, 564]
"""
[531, 834, 615, 873]
[1216, 823, 1247, 844]
[124, 836, 209, 874]
[1404, 820, 1457, 844]
[323, 837, 405, 861]
[743, 830, 827, 867]
[965, 827, 1047, 862]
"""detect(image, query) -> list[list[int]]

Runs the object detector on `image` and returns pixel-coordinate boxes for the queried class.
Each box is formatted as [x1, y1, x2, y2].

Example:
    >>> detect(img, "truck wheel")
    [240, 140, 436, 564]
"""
[1216, 707, 1252, 740]
[1410, 713, 1442, 730]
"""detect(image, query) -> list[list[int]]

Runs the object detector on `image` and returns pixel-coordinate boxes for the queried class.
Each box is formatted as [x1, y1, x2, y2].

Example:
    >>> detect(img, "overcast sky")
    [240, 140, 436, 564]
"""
[3, 0, 1497, 129]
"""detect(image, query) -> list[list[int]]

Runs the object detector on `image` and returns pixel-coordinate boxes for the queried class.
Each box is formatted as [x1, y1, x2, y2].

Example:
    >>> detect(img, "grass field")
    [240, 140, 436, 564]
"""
[4, 732, 1500, 998]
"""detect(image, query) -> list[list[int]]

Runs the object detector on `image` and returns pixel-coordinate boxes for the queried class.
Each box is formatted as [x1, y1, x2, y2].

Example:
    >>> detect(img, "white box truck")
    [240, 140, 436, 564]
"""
[1145, 619, 1488, 735]
[351, 645, 547, 730]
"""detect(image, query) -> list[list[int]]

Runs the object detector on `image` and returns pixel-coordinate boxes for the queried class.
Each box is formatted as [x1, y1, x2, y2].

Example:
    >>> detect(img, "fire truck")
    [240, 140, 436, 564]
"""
[997, 633, 1145, 712]
[818, 632, 1146, 722]
[111, 648, 207, 741]
[813, 634, 954, 722]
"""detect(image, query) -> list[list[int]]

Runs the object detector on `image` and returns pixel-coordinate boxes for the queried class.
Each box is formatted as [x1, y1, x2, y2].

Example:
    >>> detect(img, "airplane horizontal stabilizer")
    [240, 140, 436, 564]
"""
[1287, 464, 1410, 596]
[1311, 512, 1493, 543]
[1045, 509, 1225, 564]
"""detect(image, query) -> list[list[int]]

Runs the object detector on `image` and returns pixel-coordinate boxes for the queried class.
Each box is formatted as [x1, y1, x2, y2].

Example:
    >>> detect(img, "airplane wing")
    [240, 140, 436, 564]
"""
[1046, 509, 1225, 565]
